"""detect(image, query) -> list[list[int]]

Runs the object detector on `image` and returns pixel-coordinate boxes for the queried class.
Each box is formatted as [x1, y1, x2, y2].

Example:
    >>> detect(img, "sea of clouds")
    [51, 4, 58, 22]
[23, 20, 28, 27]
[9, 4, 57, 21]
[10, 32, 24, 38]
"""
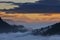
[0, 32, 60, 40]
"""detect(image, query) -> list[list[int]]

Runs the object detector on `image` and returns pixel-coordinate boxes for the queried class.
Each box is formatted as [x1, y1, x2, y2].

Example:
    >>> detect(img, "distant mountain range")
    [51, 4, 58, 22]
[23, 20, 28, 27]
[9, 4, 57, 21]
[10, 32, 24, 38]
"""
[0, 0, 60, 13]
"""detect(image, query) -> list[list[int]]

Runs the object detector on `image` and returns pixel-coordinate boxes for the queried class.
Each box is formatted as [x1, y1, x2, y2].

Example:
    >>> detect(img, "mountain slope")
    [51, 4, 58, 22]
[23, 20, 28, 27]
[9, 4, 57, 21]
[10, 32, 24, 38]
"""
[0, 17, 27, 33]
[32, 22, 60, 36]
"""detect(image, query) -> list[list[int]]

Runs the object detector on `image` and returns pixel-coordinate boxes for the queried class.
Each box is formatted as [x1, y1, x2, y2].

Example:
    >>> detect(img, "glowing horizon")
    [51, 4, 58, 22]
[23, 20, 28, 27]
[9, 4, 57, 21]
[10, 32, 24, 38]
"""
[0, 12, 60, 24]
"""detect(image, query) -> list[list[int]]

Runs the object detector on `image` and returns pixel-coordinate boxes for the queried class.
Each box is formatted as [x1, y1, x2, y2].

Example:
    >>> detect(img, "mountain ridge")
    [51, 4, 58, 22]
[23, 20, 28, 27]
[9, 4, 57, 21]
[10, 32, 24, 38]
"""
[0, 17, 27, 33]
[32, 22, 60, 36]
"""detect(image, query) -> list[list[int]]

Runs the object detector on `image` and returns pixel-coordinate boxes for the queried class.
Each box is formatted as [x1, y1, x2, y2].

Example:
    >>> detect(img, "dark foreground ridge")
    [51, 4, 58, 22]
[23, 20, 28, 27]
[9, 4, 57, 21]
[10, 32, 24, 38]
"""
[32, 22, 60, 36]
[0, 17, 27, 33]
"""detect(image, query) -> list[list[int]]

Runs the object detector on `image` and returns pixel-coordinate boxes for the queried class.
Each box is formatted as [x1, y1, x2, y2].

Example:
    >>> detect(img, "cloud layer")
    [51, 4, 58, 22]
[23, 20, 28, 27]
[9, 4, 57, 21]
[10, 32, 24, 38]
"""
[0, 0, 39, 3]
[0, 3, 19, 10]
[0, 0, 60, 13]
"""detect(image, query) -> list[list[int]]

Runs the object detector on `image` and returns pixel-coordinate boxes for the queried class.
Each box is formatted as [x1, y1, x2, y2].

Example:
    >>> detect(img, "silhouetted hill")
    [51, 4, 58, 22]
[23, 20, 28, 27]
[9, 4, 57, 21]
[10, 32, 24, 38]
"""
[0, 17, 13, 33]
[32, 22, 60, 36]
[0, 17, 27, 33]
[45, 22, 60, 35]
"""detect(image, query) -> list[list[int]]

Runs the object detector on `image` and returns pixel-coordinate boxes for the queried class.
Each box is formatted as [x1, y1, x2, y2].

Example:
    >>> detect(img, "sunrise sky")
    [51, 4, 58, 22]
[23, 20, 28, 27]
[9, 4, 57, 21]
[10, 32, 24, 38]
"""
[0, 0, 39, 3]
[0, 12, 60, 24]
[0, 0, 60, 12]
[0, 0, 39, 9]
[0, 0, 60, 28]
[0, 12, 60, 29]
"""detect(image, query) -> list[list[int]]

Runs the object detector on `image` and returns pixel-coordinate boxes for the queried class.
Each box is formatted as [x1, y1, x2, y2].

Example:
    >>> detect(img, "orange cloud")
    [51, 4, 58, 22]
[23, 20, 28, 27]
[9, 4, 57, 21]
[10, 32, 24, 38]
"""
[0, 12, 60, 23]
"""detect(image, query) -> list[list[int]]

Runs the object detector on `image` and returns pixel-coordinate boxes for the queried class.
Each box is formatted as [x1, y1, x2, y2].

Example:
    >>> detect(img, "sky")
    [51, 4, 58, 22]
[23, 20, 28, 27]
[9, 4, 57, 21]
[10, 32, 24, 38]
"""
[0, 12, 60, 28]
[0, 0, 60, 12]
[0, 3, 19, 9]
[0, 0, 60, 26]
[0, 12, 60, 23]
[0, 0, 39, 3]
[0, 0, 39, 10]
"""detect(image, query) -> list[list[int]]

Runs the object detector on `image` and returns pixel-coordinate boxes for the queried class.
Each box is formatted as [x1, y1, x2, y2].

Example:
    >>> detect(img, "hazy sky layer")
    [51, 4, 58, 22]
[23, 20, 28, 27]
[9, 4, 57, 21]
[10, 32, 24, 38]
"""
[0, 0, 39, 3]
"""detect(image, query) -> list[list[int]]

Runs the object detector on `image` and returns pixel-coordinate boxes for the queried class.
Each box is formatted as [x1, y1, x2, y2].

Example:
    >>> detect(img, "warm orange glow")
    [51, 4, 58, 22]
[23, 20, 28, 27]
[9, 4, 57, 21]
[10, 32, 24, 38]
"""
[0, 12, 60, 23]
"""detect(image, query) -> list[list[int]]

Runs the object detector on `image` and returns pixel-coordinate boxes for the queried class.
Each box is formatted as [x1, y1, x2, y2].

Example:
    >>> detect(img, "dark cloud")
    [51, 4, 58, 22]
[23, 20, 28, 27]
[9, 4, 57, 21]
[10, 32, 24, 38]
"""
[0, 0, 60, 13]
